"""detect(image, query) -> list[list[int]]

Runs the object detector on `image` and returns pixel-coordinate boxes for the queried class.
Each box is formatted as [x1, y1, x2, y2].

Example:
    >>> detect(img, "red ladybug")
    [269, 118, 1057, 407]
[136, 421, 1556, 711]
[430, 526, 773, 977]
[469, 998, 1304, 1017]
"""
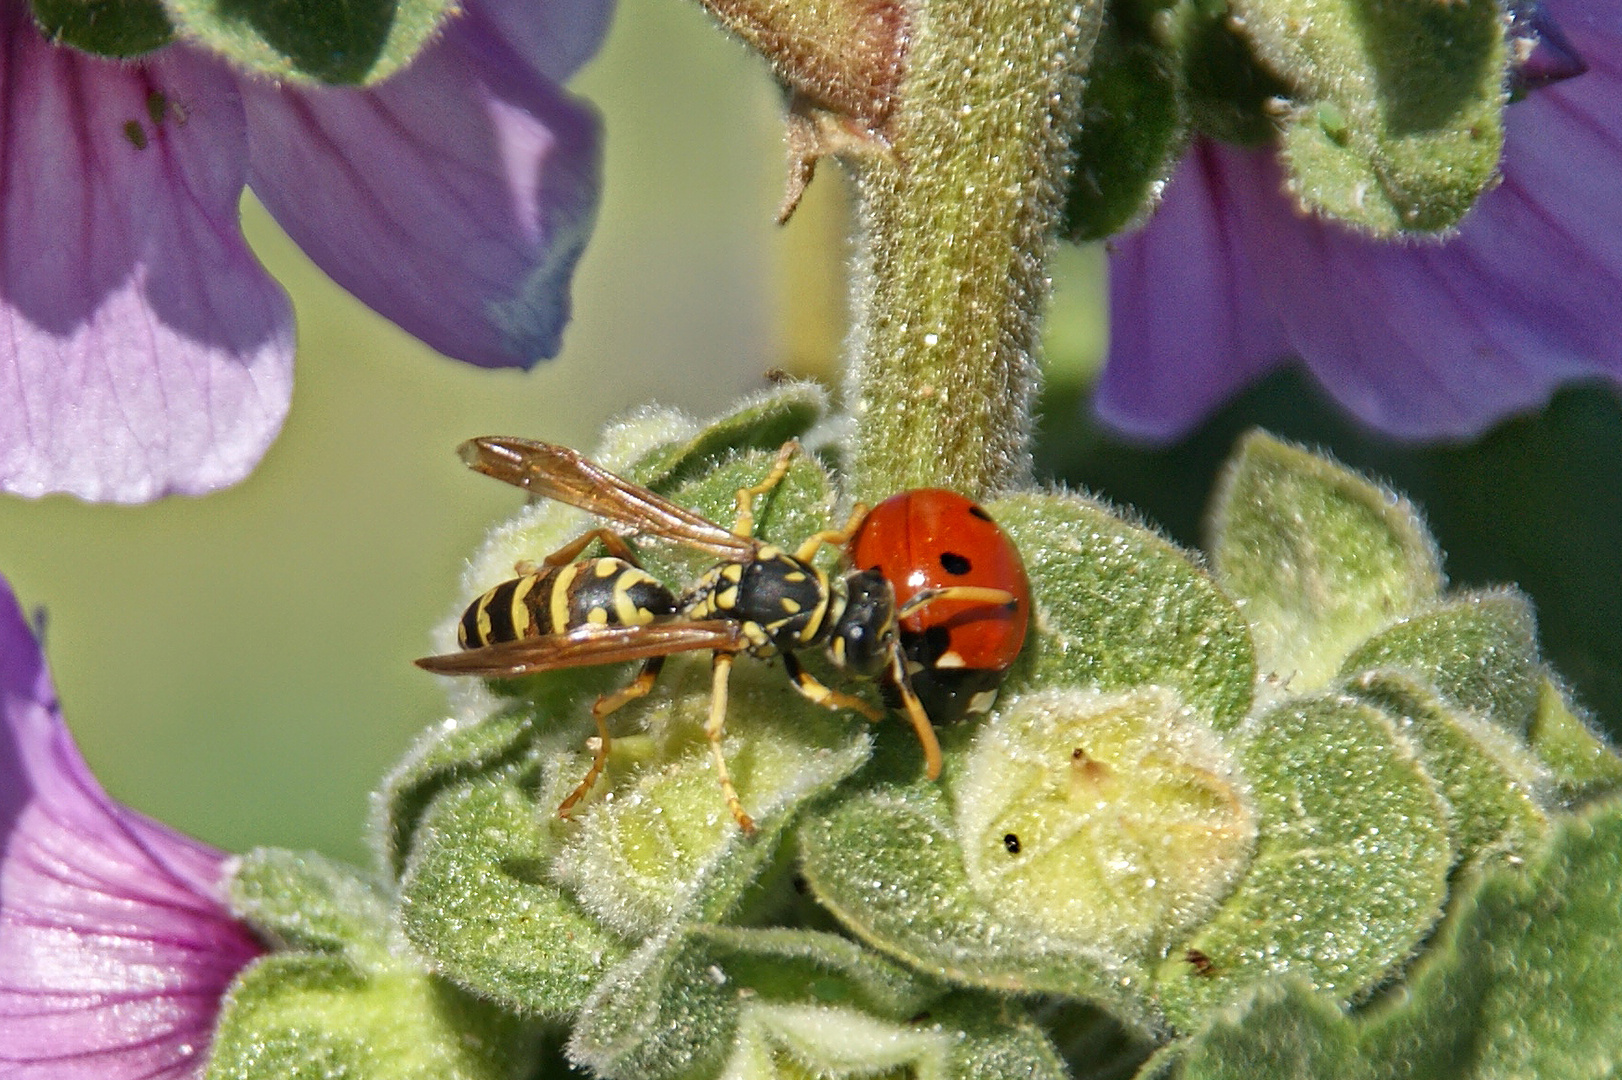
[849, 489, 1030, 724]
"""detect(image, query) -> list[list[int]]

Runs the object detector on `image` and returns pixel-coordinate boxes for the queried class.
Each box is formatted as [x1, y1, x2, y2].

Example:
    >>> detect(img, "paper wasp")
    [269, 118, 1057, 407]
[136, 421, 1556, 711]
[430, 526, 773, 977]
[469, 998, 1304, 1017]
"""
[418, 437, 1017, 832]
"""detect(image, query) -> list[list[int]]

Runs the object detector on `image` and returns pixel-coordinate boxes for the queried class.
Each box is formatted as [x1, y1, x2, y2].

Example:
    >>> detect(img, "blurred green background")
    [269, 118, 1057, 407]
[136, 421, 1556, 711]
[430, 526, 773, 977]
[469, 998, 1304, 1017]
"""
[1, 1, 1617, 865]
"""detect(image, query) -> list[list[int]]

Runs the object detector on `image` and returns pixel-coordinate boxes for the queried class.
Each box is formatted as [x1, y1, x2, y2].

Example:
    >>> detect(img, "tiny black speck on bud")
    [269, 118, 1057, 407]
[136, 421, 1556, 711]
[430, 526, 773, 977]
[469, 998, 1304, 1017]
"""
[1003, 832, 1021, 854]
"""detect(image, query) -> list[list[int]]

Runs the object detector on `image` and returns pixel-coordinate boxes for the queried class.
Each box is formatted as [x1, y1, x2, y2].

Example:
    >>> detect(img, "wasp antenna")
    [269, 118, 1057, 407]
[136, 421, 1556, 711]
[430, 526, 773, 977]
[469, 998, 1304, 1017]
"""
[896, 586, 1018, 620]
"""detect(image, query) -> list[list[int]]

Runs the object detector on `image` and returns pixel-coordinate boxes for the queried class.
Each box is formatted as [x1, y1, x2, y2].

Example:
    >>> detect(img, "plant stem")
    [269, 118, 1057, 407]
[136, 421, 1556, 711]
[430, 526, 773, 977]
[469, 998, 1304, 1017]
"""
[842, 0, 1100, 502]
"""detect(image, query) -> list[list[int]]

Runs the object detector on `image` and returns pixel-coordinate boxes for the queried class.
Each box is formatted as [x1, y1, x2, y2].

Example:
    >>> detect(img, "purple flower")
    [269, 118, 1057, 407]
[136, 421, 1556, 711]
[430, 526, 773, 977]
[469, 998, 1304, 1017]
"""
[0, 573, 265, 1078]
[0, 0, 606, 502]
[1097, 0, 1620, 442]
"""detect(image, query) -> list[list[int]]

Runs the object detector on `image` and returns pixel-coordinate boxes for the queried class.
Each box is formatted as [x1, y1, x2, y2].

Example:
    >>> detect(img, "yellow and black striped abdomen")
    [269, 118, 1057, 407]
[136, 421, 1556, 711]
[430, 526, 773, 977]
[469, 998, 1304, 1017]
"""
[457, 558, 678, 649]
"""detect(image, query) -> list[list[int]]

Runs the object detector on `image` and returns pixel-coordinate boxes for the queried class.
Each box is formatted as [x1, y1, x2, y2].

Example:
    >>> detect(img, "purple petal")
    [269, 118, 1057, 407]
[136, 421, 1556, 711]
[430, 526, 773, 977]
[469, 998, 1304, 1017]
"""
[471, 0, 615, 86]
[1100, 0, 1622, 441]
[0, 11, 295, 502]
[242, 0, 602, 369]
[0, 575, 264, 1079]
[1094, 142, 1293, 440]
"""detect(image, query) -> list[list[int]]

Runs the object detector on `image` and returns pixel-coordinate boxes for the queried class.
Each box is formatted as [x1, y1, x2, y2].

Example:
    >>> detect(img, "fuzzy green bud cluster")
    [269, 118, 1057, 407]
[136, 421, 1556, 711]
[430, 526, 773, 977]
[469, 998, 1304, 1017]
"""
[1064, 0, 1510, 238]
[206, 387, 1622, 1080]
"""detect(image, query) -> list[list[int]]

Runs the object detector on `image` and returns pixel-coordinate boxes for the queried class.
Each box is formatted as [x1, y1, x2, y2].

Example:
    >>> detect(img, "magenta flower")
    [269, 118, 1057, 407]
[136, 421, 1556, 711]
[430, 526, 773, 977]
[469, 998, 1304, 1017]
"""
[0, 574, 264, 1078]
[1097, 0, 1620, 441]
[0, 0, 606, 502]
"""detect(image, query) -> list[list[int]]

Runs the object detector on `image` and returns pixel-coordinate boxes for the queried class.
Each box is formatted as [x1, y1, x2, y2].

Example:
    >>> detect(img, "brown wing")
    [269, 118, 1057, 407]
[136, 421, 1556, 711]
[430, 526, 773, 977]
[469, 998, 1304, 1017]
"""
[458, 436, 759, 558]
[416, 620, 746, 678]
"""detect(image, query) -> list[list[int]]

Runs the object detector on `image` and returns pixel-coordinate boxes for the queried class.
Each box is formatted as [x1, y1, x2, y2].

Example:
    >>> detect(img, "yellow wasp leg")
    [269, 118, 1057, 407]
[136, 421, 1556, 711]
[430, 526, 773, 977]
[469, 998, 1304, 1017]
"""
[706, 652, 756, 832]
[888, 646, 944, 780]
[731, 440, 801, 539]
[781, 652, 884, 721]
[793, 502, 869, 564]
[556, 657, 664, 818]
[515, 527, 640, 577]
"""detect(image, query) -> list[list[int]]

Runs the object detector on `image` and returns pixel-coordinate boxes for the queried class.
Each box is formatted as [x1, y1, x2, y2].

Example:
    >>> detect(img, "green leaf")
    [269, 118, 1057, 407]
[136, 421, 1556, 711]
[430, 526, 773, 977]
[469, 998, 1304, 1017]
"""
[951, 687, 1254, 959]
[571, 925, 940, 1080]
[550, 653, 871, 938]
[29, 0, 173, 56]
[1209, 432, 1442, 692]
[572, 925, 1065, 1080]
[1156, 694, 1452, 1030]
[624, 383, 828, 491]
[375, 710, 538, 878]
[396, 760, 627, 1018]
[1347, 670, 1549, 869]
[207, 954, 531, 1080]
[1175, 797, 1622, 1080]
[993, 490, 1255, 731]
[1231, 0, 1505, 233]
[1527, 678, 1622, 803]
[799, 779, 1162, 1033]
[161, 0, 451, 84]
[1062, 10, 1187, 242]
[1340, 591, 1542, 736]
[229, 848, 391, 963]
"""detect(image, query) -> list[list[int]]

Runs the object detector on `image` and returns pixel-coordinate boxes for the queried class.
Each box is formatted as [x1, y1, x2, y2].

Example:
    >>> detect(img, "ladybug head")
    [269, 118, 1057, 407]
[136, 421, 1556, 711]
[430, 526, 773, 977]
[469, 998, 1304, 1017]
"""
[827, 569, 898, 678]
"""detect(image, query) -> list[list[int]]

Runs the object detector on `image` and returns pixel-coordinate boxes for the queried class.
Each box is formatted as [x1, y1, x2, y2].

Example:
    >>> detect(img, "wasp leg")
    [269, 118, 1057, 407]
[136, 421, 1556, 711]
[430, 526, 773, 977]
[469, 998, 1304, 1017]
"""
[556, 656, 665, 818]
[886, 645, 944, 780]
[535, 527, 641, 570]
[780, 652, 884, 721]
[731, 439, 801, 539]
[792, 502, 869, 564]
[706, 652, 756, 833]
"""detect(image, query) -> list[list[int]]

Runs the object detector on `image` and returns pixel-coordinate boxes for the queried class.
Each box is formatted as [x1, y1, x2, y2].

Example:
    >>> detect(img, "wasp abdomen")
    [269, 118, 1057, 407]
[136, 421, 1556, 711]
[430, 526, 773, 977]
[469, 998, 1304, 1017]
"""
[458, 558, 677, 649]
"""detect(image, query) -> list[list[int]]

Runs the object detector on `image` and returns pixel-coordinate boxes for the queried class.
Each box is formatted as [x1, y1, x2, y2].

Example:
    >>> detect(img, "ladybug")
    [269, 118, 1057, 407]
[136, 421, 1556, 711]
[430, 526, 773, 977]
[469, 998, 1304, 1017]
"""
[849, 489, 1030, 724]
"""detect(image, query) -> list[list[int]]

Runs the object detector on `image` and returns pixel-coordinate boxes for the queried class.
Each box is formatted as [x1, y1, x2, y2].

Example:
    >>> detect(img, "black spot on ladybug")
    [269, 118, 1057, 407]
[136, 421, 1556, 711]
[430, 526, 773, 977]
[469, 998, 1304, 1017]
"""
[968, 505, 993, 521]
[920, 624, 952, 660]
[1003, 833, 1021, 854]
[939, 551, 972, 575]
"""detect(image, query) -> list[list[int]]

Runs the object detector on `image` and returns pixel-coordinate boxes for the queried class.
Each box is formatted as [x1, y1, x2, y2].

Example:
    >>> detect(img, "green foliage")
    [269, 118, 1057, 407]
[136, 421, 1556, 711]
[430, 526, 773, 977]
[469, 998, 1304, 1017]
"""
[230, 848, 391, 962]
[218, 418, 1622, 1080]
[1061, 8, 1186, 241]
[572, 925, 1067, 1080]
[1155, 694, 1453, 1028]
[29, 0, 172, 56]
[159, 0, 451, 83]
[1341, 592, 1543, 735]
[1210, 432, 1442, 691]
[1248, 0, 1506, 233]
[394, 754, 628, 1018]
[208, 955, 531, 1080]
[993, 491, 1256, 730]
[1174, 797, 1622, 1080]
[213, 850, 530, 1080]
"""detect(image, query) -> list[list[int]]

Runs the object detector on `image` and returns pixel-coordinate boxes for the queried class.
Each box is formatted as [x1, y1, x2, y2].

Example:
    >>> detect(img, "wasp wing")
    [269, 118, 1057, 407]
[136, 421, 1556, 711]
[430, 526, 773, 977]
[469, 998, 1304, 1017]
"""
[459, 436, 758, 558]
[416, 621, 746, 679]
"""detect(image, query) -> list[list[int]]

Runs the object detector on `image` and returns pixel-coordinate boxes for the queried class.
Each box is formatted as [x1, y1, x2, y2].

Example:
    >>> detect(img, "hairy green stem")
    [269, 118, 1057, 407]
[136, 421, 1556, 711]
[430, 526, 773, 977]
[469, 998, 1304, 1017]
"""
[842, 0, 1099, 502]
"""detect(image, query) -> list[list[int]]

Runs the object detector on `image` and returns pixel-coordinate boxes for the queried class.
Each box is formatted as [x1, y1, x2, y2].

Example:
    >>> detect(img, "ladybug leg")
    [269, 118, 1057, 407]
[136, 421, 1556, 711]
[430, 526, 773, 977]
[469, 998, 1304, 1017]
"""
[887, 646, 944, 780]
[791, 502, 869, 564]
[556, 656, 665, 818]
[706, 651, 757, 833]
[780, 652, 884, 721]
[731, 439, 801, 539]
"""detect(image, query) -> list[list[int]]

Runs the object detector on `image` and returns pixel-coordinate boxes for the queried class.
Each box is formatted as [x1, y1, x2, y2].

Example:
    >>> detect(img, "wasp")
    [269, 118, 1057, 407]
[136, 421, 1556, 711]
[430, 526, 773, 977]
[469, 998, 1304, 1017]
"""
[417, 438, 1017, 832]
